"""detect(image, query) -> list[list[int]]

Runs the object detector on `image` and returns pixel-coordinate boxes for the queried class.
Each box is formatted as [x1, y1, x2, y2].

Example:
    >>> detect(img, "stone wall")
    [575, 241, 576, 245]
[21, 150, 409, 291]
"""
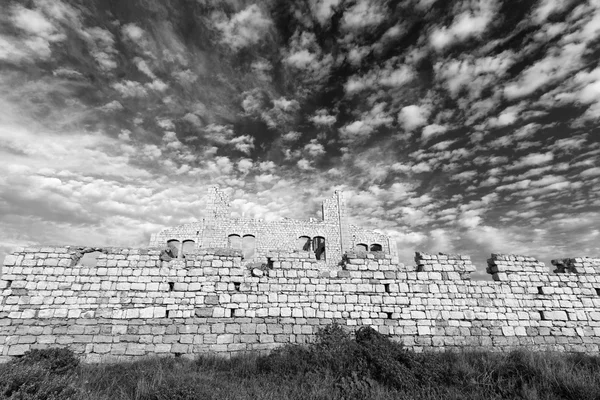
[1, 247, 600, 362]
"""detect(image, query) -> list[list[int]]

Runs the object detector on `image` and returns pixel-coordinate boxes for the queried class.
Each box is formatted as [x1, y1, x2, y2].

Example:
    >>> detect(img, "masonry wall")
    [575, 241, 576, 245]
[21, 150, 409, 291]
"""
[1, 247, 600, 363]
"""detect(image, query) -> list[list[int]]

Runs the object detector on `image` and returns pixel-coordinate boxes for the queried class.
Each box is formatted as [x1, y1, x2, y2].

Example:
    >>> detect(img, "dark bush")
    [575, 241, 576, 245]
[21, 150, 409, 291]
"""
[0, 349, 81, 400]
[13, 348, 80, 375]
[353, 326, 422, 390]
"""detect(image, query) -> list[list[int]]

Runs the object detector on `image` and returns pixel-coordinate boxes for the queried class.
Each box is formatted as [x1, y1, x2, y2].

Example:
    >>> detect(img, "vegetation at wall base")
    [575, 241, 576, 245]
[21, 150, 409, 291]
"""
[1, 326, 600, 400]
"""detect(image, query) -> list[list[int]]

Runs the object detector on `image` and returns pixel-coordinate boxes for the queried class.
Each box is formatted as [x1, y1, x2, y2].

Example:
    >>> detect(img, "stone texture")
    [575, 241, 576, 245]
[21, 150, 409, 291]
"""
[1, 247, 600, 362]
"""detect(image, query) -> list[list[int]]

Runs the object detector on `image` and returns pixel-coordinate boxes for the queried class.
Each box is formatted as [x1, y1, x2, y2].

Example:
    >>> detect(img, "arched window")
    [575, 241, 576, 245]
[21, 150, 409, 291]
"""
[297, 236, 311, 251]
[228, 234, 242, 250]
[167, 239, 180, 258]
[182, 240, 195, 256]
[355, 243, 368, 252]
[242, 235, 256, 260]
[370, 243, 382, 252]
[313, 236, 325, 260]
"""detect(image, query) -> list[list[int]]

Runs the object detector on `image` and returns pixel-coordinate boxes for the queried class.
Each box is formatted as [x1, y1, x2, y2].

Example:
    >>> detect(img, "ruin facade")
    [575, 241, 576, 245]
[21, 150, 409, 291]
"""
[149, 187, 398, 267]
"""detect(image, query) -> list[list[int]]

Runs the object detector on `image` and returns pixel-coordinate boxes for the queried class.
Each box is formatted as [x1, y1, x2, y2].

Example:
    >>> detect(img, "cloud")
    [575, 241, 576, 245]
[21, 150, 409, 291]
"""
[286, 49, 317, 68]
[511, 152, 554, 169]
[304, 139, 326, 157]
[581, 167, 600, 178]
[12, 5, 57, 36]
[435, 51, 514, 100]
[398, 105, 429, 131]
[146, 79, 169, 92]
[421, 124, 447, 141]
[345, 65, 413, 94]
[99, 100, 124, 112]
[531, 0, 573, 24]
[430, 0, 498, 50]
[341, 0, 385, 30]
[230, 135, 255, 155]
[549, 134, 587, 152]
[112, 80, 149, 98]
[282, 131, 302, 142]
[83, 27, 118, 71]
[339, 103, 394, 144]
[487, 104, 522, 127]
[237, 158, 253, 174]
[284, 31, 334, 86]
[504, 2, 600, 99]
[310, 109, 337, 126]
[451, 170, 478, 183]
[213, 4, 273, 51]
[173, 69, 198, 85]
[297, 159, 314, 170]
[122, 23, 145, 41]
[310, 0, 342, 25]
[0, 4, 66, 62]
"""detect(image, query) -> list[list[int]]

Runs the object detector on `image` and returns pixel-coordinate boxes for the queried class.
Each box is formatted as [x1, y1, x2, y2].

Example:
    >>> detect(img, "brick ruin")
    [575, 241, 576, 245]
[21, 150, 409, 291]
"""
[0, 190, 600, 362]
[149, 186, 397, 268]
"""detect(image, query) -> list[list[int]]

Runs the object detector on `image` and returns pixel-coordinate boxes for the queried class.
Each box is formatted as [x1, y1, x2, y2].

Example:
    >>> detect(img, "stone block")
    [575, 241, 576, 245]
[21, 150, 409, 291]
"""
[3, 255, 18, 266]
[416, 326, 430, 336]
[8, 344, 30, 356]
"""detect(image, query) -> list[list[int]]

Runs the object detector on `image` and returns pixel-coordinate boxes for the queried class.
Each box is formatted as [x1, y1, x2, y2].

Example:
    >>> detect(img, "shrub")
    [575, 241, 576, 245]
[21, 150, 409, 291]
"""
[0, 348, 81, 400]
[353, 326, 422, 390]
[12, 348, 80, 375]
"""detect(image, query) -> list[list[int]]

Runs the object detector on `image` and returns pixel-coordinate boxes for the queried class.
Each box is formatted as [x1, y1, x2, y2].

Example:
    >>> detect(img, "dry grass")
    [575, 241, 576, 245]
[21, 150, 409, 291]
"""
[2, 327, 600, 400]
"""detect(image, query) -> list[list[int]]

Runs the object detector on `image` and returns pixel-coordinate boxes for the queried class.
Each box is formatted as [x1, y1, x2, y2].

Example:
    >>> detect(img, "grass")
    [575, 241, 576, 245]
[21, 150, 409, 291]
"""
[1, 326, 600, 399]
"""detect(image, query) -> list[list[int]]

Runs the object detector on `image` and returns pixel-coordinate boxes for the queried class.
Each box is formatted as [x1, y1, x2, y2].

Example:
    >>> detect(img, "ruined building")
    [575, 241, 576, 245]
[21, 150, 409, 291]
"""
[149, 186, 398, 266]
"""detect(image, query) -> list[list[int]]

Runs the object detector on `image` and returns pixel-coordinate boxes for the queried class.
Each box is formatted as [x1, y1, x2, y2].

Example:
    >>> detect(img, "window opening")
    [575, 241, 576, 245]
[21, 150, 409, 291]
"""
[313, 236, 325, 260]
[537, 287, 544, 295]
[168, 282, 174, 292]
[384, 284, 390, 293]
[595, 288, 600, 296]
[370, 243, 382, 252]
[234, 282, 241, 292]
[298, 236, 311, 251]
[228, 234, 242, 250]
[242, 235, 256, 260]
[6, 280, 12, 289]
[539, 311, 546, 320]
[182, 240, 195, 257]
[166, 240, 180, 259]
[166, 310, 171, 318]
[355, 243, 368, 252]
[386, 312, 393, 319]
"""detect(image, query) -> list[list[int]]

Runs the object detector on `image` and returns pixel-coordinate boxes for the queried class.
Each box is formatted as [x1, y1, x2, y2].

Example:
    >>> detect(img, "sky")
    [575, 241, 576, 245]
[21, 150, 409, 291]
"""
[0, 0, 599, 278]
